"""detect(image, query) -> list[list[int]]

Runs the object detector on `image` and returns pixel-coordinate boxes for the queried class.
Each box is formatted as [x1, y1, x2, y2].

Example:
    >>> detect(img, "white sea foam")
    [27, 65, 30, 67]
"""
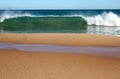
[82, 12, 120, 26]
[0, 10, 32, 22]
[1, 11, 120, 27]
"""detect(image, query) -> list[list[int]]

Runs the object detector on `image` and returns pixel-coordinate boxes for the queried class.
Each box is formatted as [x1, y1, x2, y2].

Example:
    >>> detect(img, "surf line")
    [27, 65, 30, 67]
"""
[0, 43, 120, 58]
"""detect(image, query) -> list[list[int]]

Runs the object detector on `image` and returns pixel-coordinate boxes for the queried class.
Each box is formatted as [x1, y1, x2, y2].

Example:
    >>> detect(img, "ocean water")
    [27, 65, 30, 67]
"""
[0, 9, 120, 36]
[0, 43, 120, 58]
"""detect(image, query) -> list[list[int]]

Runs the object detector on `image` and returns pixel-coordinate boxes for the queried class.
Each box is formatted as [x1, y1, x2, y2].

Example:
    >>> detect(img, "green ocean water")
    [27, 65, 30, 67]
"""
[0, 10, 120, 36]
[0, 17, 87, 33]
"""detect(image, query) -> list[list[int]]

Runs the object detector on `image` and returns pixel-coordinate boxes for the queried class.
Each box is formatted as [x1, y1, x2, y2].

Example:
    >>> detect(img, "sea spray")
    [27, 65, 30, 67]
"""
[1, 10, 120, 27]
[0, 10, 120, 35]
[82, 12, 120, 26]
[0, 10, 32, 22]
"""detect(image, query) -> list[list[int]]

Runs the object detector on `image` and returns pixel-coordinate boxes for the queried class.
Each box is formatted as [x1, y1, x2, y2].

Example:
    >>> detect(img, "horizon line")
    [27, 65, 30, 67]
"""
[0, 8, 120, 10]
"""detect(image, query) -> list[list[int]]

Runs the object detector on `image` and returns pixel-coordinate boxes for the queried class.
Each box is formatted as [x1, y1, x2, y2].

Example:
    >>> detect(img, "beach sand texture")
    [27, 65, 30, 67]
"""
[0, 34, 120, 79]
[0, 50, 120, 79]
[0, 34, 120, 46]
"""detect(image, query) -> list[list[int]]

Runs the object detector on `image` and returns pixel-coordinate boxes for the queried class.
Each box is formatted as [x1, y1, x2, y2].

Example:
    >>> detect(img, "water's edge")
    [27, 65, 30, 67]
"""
[0, 43, 120, 58]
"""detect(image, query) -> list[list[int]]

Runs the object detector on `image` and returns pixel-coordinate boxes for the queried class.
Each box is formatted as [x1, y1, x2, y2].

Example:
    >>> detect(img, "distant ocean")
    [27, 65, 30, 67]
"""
[0, 9, 120, 36]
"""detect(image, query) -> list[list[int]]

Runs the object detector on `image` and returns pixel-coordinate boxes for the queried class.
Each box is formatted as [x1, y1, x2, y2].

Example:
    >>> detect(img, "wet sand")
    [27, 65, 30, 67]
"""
[0, 33, 120, 46]
[0, 34, 120, 79]
[0, 43, 120, 58]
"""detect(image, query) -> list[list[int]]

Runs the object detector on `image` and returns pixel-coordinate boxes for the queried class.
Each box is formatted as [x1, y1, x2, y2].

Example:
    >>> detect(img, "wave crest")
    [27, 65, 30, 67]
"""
[82, 12, 120, 26]
[0, 11, 32, 22]
[1, 11, 120, 27]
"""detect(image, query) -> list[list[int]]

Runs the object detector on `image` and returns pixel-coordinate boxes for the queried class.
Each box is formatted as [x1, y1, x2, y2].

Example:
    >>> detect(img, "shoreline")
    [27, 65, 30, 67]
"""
[0, 33, 120, 47]
[0, 33, 120, 79]
[0, 43, 120, 58]
[0, 33, 120, 58]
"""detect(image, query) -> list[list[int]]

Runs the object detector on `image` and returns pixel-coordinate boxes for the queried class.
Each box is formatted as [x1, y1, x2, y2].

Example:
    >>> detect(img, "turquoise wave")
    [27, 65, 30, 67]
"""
[0, 17, 87, 33]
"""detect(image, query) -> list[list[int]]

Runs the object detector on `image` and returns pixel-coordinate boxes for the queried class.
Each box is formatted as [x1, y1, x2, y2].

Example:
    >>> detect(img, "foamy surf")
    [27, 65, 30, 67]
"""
[0, 10, 32, 22]
[0, 10, 120, 36]
[82, 12, 120, 26]
[1, 10, 120, 27]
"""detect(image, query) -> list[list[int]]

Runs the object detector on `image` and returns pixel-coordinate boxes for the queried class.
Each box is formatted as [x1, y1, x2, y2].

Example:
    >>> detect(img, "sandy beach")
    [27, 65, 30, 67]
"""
[0, 33, 120, 46]
[0, 50, 120, 79]
[0, 34, 120, 79]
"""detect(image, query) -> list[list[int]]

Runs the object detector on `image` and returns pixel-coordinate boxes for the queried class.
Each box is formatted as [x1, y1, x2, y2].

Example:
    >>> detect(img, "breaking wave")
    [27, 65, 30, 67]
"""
[0, 10, 32, 22]
[82, 12, 120, 26]
[0, 10, 120, 27]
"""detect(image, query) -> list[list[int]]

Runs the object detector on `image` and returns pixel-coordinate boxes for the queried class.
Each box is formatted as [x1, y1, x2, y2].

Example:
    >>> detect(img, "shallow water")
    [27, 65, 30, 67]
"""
[0, 43, 120, 58]
[0, 25, 120, 36]
[87, 25, 120, 36]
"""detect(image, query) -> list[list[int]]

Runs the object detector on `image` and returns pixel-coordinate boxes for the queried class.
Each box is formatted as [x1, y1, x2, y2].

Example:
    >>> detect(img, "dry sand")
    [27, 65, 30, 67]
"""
[0, 50, 120, 79]
[0, 34, 120, 79]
